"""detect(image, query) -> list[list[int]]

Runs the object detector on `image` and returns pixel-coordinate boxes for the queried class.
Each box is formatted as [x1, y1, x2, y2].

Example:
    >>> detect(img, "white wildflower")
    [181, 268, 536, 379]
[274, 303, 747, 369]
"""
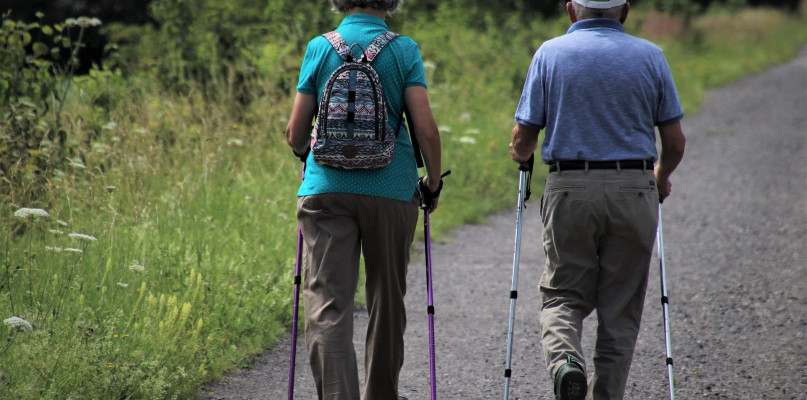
[69, 159, 86, 169]
[57, 219, 69, 226]
[226, 138, 244, 147]
[117, 282, 129, 288]
[463, 128, 480, 135]
[64, 248, 84, 254]
[438, 125, 452, 133]
[129, 264, 146, 272]
[457, 136, 477, 144]
[460, 112, 471, 123]
[104, 186, 116, 193]
[69, 233, 98, 242]
[64, 17, 102, 28]
[3, 316, 33, 332]
[14, 208, 50, 219]
[49, 229, 64, 235]
[45, 246, 64, 252]
[423, 60, 437, 71]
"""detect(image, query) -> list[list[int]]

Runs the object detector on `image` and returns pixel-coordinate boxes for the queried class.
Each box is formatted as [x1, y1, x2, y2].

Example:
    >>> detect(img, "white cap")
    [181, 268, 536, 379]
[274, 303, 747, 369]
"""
[572, 0, 627, 9]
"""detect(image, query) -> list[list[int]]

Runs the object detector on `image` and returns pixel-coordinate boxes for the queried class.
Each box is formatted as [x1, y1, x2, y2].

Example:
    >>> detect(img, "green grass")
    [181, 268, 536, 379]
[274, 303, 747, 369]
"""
[657, 7, 807, 114]
[1, 5, 806, 399]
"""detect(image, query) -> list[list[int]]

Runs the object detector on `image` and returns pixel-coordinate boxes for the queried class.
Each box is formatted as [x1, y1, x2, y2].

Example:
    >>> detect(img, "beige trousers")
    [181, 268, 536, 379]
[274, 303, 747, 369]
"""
[297, 192, 419, 400]
[539, 169, 659, 400]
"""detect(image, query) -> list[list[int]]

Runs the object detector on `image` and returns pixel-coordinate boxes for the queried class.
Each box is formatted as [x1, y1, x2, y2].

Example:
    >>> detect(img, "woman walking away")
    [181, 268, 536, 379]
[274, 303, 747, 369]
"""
[285, 1, 443, 399]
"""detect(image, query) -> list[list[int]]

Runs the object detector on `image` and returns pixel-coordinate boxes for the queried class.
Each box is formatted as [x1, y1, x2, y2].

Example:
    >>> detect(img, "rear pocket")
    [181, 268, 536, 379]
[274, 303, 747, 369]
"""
[619, 180, 656, 193]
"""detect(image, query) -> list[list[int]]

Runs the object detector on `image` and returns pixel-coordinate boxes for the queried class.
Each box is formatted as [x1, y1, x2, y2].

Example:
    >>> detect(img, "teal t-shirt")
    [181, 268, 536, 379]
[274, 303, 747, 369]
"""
[296, 14, 427, 202]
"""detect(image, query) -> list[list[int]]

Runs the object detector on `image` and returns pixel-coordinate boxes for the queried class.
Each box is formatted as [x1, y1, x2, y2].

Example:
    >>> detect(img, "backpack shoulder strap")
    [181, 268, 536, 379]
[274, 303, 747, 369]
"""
[364, 31, 400, 63]
[322, 31, 351, 61]
[405, 106, 425, 168]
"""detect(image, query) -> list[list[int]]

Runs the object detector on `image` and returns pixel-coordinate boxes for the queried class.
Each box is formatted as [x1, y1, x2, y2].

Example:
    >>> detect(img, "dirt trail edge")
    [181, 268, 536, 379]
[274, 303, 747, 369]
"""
[203, 47, 807, 400]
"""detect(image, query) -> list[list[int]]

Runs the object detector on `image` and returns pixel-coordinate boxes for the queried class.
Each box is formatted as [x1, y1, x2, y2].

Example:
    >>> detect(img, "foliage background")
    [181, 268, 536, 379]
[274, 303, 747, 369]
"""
[1, 0, 806, 398]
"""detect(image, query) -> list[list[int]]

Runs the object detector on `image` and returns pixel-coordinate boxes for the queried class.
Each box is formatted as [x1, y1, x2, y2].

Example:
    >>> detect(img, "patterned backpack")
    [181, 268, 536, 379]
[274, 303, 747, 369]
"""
[311, 31, 401, 169]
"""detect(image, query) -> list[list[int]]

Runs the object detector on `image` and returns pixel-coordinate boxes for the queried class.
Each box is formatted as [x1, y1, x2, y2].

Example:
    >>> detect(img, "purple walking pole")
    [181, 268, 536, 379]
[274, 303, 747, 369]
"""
[419, 170, 449, 400]
[288, 163, 305, 400]
[423, 208, 438, 400]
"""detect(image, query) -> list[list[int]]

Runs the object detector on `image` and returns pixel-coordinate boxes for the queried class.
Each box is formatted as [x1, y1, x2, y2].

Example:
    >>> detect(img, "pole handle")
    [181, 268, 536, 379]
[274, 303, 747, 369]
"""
[517, 154, 534, 172]
[517, 155, 534, 202]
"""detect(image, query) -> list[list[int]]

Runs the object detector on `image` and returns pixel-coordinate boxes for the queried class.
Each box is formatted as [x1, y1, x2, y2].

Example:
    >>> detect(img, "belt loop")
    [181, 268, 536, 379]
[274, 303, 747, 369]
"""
[616, 160, 622, 173]
[642, 159, 647, 173]
[557, 161, 562, 174]
[584, 160, 589, 174]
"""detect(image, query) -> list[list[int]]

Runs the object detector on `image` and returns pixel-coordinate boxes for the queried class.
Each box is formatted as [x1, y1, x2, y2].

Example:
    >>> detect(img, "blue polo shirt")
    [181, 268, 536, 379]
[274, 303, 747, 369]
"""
[514, 19, 684, 164]
[296, 14, 427, 201]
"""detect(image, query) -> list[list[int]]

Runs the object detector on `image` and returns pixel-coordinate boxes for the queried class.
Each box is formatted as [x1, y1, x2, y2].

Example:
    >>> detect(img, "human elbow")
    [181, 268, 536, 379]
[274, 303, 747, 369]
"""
[670, 133, 686, 156]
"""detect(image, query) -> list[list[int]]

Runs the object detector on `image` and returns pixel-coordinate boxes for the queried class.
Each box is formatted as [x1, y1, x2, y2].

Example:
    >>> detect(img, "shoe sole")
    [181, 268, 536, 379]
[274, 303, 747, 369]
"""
[558, 368, 587, 400]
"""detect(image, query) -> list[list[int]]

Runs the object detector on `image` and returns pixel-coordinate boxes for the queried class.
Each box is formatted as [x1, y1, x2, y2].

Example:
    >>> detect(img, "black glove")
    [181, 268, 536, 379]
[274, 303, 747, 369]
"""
[518, 153, 535, 173]
[293, 147, 310, 163]
[419, 170, 451, 211]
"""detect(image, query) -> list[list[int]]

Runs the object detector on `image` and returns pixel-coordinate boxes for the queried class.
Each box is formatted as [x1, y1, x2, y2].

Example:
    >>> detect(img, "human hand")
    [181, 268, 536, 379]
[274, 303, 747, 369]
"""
[419, 171, 451, 213]
[655, 169, 672, 203]
[509, 141, 532, 163]
[509, 124, 539, 163]
[293, 147, 310, 163]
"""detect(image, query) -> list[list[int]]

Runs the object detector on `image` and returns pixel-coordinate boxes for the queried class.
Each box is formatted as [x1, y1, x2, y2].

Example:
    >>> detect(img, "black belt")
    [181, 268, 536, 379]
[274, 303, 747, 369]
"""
[548, 159, 653, 173]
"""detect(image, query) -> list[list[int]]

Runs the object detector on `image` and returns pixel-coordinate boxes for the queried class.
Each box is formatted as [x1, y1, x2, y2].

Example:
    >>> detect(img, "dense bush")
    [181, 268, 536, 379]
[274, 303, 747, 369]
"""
[0, 13, 101, 209]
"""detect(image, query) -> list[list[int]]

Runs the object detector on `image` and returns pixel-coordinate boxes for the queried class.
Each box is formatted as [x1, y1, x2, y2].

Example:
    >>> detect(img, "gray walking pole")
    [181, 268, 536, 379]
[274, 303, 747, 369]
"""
[657, 204, 675, 400]
[503, 156, 533, 400]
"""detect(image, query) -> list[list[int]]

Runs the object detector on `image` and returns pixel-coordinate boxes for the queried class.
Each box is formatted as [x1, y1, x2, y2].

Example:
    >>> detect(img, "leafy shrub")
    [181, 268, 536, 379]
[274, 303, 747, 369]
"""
[0, 12, 101, 208]
[103, 0, 339, 98]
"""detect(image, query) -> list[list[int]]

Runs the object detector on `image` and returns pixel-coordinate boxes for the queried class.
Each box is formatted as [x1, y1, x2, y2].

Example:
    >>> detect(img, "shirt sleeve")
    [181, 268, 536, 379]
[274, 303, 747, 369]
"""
[296, 37, 326, 95]
[404, 39, 427, 89]
[514, 49, 547, 130]
[655, 51, 684, 126]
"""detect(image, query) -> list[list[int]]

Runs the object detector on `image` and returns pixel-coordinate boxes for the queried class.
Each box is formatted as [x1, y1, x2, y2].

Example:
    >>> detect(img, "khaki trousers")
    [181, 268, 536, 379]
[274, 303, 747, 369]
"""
[297, 193, 419, 400]
[539, 169, 658, 400]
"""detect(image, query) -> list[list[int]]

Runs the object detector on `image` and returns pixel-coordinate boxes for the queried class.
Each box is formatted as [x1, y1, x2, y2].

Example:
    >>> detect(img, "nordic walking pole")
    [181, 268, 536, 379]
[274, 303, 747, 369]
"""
[503, 155, 533, 400]
[657, 204, 675, 400]
[288, 161, 305, 400]
[420, 170, 451, 400]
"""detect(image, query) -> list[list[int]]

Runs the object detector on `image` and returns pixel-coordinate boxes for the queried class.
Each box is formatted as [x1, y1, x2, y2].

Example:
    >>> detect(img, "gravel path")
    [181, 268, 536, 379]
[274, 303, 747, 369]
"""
[202, 46, 807, 400]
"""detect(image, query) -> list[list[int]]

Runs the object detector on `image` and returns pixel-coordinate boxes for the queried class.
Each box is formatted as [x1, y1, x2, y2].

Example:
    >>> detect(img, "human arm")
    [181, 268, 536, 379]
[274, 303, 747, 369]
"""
[655, 121, 686, 202]
[405, 85, 443, 211]
[510, 123, 541, 163]
[285, 93, 317, 158]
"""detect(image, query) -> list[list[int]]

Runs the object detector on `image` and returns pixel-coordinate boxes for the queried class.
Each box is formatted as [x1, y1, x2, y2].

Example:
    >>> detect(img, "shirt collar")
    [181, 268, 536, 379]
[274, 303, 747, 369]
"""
[339, 13, 389, 30]
[567, 18, 624, 34]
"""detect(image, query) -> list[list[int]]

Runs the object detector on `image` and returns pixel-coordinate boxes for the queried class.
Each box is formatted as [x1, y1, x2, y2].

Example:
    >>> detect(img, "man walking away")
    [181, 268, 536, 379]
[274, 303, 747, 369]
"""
[509, 1, 686, 399]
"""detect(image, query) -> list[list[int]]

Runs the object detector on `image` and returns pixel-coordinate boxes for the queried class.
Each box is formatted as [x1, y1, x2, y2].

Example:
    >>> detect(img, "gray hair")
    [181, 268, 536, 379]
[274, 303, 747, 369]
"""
[329, 0, 404, 14]
[572, 3, 625, 20]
